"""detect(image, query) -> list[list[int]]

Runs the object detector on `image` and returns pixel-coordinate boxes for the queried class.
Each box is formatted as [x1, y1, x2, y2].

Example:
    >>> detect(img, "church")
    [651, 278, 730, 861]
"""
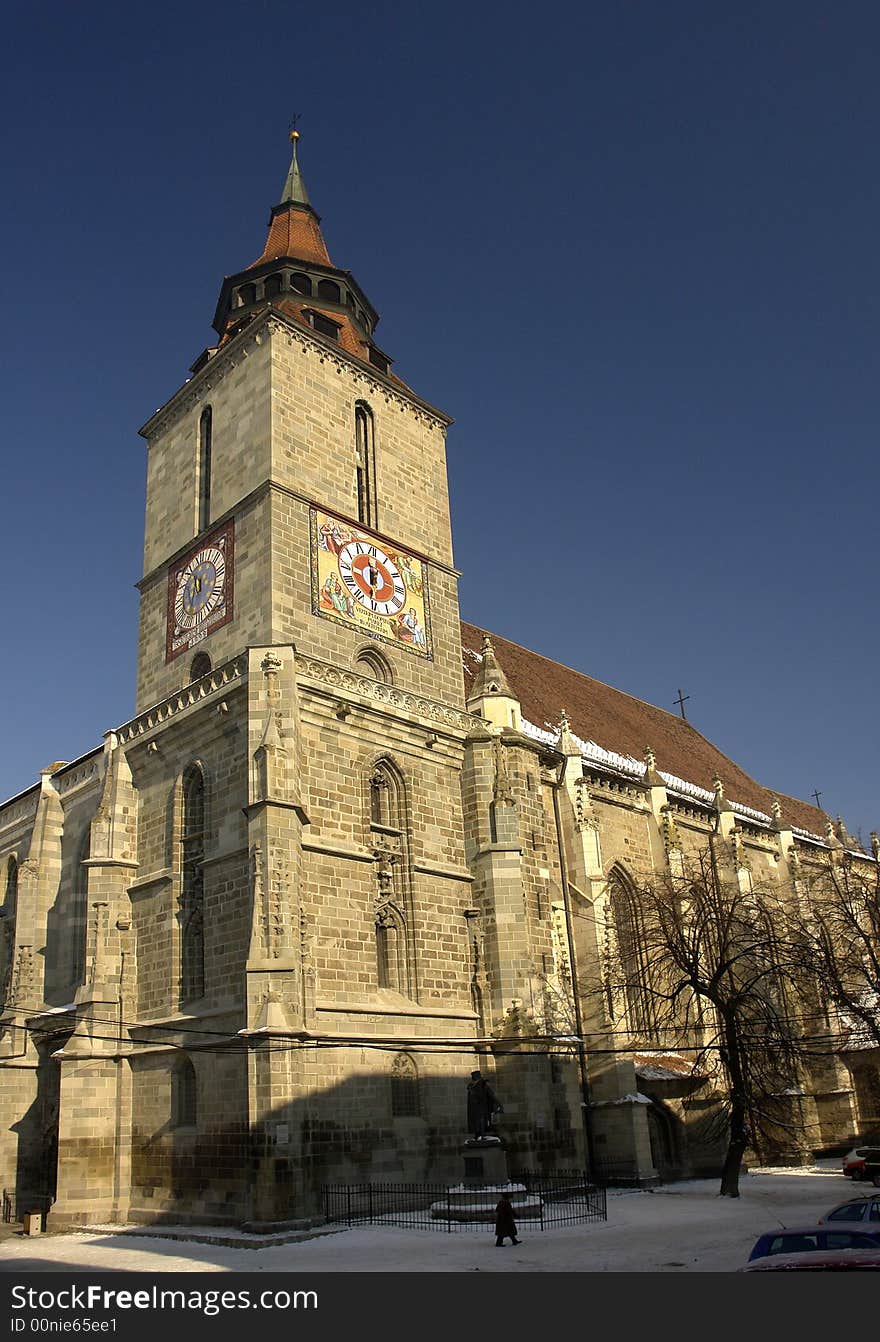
[0, 130, 875, 1227]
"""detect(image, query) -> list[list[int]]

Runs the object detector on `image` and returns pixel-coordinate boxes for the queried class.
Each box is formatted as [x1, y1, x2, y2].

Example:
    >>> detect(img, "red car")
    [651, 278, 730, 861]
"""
[842, 1146, 880, 1183]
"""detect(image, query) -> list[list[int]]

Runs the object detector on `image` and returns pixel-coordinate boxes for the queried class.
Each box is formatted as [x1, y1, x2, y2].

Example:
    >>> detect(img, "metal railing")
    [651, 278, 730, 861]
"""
[322, 1172, 606, 1232]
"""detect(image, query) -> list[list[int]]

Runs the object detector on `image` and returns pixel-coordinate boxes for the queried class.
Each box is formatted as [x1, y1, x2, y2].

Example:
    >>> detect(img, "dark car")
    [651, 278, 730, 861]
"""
[742, 1248, 880, 1271]
[819, 1193, 880, 1224]
[747, 1225, 880, 1264]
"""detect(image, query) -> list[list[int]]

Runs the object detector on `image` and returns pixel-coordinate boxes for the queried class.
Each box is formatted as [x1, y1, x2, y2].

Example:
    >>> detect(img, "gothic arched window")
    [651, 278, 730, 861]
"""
[0, 856, 18, 1002]
[609, 867, 659, 1042]
[369, 760, 414, 997]
[198, 407, 212, 534]
[391, 1052, 420, 1117]
[172, 1057, 197, 1127]
[180, 765, 206, 1003]
[355, 402, 377, 528]
[71, 829, 90, 987]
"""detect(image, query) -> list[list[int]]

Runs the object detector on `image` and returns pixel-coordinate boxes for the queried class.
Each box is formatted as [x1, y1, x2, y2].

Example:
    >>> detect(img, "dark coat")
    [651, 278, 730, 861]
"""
[495, 1195, 517, 1237]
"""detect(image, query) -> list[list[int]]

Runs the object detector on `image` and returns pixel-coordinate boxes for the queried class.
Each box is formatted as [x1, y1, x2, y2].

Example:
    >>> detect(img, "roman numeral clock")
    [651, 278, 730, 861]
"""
[166, 520, 234, 662]
[311, 508, 432, 658]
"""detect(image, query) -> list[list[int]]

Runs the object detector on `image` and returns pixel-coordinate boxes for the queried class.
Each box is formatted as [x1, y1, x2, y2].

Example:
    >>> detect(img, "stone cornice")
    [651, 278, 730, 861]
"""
[139, 307, 452, 444]
[266, 312, 452, 428]
[116, 655, 247, 746]
[138, 316, 272, 442]
[294, 652, 482, 736]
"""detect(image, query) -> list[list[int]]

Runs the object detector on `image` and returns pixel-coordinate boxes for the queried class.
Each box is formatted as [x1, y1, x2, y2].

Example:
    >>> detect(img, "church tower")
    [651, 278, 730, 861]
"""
[135, 127, 464, 714]
[103, 130, 488, 1224]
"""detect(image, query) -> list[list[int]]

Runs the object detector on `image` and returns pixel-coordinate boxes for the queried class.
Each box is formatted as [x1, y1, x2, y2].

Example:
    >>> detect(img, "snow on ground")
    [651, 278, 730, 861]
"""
[0, 1163, 860, 1274]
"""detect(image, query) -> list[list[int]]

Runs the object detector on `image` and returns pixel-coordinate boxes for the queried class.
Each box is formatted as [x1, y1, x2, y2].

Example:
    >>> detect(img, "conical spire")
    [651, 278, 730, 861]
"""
[279, 127, 311, 208]
[246, 124, 332, 272]
[471, 636, 513, 699]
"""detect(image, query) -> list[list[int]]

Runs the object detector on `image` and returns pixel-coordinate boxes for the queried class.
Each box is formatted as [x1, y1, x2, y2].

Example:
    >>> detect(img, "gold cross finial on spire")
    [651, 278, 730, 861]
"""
[289, 112, 301, 142]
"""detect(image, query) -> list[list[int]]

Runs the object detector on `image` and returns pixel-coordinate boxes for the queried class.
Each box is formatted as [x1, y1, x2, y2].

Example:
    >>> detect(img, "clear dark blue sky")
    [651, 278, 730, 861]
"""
[1, 1, 877, 839]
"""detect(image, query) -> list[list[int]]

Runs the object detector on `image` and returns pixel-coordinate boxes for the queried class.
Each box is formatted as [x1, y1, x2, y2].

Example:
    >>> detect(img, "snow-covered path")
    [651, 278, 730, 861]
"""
[0, 1165, 856, 1273]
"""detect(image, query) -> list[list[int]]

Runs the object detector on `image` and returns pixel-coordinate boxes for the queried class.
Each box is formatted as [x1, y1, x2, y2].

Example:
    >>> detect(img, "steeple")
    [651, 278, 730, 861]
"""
[206, 126, 394, 379]
[279, 127, 311, 208]
[250, 126, 332, 271]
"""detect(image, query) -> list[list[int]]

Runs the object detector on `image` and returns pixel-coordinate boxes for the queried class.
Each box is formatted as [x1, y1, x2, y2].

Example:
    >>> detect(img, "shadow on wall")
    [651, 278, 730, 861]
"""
[28, 1044, 585, 1229]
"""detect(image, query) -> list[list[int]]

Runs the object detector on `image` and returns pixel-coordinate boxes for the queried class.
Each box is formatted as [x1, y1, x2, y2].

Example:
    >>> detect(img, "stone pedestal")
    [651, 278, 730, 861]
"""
[461, 1136, 509, 1186]
[430, 1181, 542, 1222]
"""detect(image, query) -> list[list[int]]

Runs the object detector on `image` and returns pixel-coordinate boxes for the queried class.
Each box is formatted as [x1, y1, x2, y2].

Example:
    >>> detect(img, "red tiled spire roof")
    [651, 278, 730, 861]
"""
[249, 202, 332, 270]
[460, 621, 828, 838]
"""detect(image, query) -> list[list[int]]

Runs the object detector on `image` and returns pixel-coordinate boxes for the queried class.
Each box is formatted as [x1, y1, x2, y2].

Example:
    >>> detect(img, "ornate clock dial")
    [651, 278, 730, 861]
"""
[338, 541, 407, 616]
[166, 521, 234, 663]
[312, 509, 431, 659]
[174, 547, 226, 631]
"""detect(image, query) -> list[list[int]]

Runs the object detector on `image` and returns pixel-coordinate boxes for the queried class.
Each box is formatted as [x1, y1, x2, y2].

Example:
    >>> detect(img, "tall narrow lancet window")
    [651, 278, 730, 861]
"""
[355, 401, 377, 529]
[180, 765, 206, 1002]
[369, 760, 413, 996]
[0, 856, 18, 1002]
[71, 830, 90, 987]
[198, 407, 212, 534]
[609, 867, 659, 1043]
[172, 1057, 198, 1127]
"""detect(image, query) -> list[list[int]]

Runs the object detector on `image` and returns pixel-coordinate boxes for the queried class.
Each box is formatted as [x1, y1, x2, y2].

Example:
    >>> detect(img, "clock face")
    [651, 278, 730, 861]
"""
[311, 509, 432, 659]
[166, 521, 234, 662]
[175, 548, 226, 630]
[337, 542, 407, 616]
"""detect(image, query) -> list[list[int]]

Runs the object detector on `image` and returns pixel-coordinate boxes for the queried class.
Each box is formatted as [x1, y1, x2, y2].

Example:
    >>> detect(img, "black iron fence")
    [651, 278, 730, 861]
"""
[322, 1171, 606, 1232]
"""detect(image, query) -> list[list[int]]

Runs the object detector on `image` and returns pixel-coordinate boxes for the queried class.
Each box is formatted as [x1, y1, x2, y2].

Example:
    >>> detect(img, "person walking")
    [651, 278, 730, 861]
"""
[494, 1192, 520, 1247]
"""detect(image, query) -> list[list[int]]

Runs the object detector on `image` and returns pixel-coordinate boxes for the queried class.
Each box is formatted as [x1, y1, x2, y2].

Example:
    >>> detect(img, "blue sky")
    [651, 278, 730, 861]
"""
[0, 1, 877, 839]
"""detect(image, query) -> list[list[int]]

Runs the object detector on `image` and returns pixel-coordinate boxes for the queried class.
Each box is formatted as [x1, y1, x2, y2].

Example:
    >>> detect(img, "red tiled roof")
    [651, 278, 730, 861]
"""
[460, 621, 827, 837]
[249, 205, 332, 269]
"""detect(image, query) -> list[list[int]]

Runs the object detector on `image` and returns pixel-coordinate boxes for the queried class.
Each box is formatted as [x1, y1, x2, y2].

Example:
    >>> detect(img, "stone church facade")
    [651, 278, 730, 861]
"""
[0, 132, 876, 1227]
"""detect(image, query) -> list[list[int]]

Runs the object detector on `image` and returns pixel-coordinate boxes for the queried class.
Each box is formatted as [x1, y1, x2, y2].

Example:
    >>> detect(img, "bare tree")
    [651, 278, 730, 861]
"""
[599, 840, 808, 1196]
[794, 843, 880, 1057]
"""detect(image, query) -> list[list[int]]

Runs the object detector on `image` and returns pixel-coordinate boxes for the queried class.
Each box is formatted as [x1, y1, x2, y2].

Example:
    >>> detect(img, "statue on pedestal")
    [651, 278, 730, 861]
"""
[466, 1069, 502, 1142]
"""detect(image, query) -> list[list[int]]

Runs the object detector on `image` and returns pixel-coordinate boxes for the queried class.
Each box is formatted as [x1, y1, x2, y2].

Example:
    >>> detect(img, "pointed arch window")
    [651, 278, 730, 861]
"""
[0, 856, 18, 1002]
[609, 868, 659, 1043]
[172, 1057, 197, 1128]
[355, 402, 377, 529]
[180, 765, 206, 1003]
[71, 829, 90, 987]
[369, 760, 414, 997]
[198, 407, 212, 534]
[391, 1052, 420, 1117]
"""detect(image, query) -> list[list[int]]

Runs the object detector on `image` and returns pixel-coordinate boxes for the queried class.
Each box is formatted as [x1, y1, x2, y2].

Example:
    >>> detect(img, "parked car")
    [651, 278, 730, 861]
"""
[742, 1248, 880, 1271]
[747, 1225, 880, 1263]
[819, 1193, 880, 1224]
[843, 1145, 880, 1181]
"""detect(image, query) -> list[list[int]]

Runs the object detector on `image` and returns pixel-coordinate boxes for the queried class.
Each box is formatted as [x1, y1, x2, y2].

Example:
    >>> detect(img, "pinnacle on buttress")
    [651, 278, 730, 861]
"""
[834, 815, 856, 850]
[824, 818, 844, 850]
[712, 774, 732, 813]
[644, 746, 663, 788]
[557, 709, 579, 756]
[471, 635, 513, 700]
